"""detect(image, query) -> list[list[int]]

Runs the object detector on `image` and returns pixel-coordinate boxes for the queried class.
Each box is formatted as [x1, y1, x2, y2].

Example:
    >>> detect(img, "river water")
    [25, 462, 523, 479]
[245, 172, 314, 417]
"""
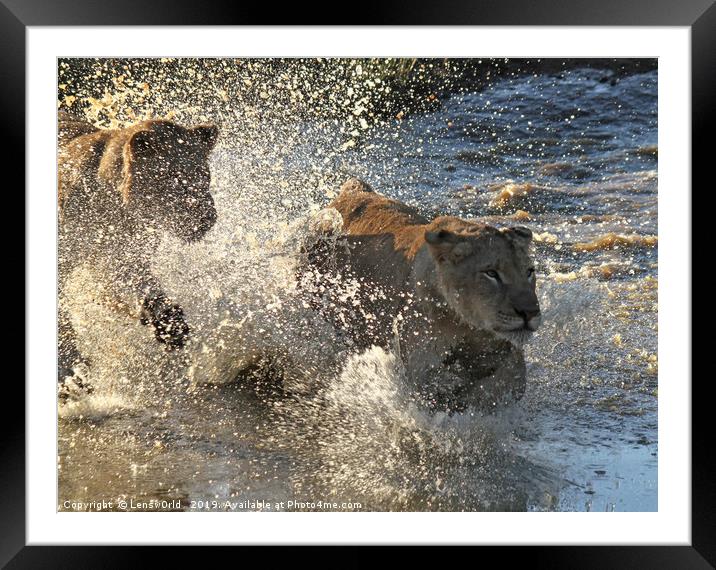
[58, 63, 657, 512]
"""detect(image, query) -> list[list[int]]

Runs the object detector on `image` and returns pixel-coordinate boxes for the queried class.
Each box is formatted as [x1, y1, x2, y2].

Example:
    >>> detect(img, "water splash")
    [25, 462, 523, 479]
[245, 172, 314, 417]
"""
[58, 59, 658, 511]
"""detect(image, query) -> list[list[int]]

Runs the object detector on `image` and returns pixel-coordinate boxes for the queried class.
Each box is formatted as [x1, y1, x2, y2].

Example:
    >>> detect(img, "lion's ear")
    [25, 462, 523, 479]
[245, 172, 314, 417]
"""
[425, 229, 460, 246]
[425, 229, 472, 263]
[501, 226, 533, 248]
[127, 129, 162, 159]
[191, 124, 219, 153]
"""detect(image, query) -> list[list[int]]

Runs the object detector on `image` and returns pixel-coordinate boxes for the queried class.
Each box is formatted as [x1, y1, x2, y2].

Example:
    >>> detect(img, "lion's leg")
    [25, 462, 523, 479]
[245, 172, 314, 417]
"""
[57, 300, 96, 401]
[58, 304, 85, 379]
[95, 256, 191, 350]
[403, 335, 527, 413]
[58, 252, 88, 382]
[58, 254, 94, 399]
[468, 347, 527, 411]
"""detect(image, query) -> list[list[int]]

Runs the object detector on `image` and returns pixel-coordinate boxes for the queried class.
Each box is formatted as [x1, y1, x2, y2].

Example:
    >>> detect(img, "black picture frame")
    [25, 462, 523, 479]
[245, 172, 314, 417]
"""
[9, 0, 711, 565]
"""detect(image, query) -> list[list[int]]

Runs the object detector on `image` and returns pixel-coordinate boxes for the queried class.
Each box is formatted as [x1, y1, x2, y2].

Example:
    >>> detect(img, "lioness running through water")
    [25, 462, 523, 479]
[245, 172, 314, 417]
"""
[301, 178, 541, 412]
[58, 112, 219, 393]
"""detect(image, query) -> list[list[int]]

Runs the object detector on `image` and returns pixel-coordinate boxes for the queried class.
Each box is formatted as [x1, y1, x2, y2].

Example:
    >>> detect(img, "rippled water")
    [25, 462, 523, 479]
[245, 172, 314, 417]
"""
[58, 62, 657, 512]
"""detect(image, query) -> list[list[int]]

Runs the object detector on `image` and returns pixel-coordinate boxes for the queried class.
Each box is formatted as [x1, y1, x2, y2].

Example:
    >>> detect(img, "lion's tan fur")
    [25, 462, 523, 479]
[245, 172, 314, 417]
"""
[329, 178, 430, 258]
[59, 116, 218, 212]
[303, 178, 542, 411]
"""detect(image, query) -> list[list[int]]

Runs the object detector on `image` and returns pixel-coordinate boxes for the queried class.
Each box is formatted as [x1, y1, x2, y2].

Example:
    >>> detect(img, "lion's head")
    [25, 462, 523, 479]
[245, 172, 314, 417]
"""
[424, 219, 541, 345]
[98, 119, 219, 242]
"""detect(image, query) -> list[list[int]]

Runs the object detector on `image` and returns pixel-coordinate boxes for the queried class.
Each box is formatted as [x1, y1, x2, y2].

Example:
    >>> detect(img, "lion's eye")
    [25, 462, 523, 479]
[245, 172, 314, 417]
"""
[484, 269, 500, 280]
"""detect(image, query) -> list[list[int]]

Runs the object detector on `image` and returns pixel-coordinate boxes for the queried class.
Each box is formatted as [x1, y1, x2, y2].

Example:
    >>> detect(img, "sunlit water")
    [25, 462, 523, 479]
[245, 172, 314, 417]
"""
[58, 63, 657, 512]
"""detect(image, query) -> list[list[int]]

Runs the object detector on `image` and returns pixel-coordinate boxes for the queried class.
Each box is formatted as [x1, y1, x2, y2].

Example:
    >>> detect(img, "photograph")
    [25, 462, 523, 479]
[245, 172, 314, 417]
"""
[56, 56, 659, 513]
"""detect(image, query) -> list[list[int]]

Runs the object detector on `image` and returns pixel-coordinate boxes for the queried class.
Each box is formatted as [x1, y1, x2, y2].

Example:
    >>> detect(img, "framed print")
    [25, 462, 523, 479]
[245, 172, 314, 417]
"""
[10, 0, 712, 565]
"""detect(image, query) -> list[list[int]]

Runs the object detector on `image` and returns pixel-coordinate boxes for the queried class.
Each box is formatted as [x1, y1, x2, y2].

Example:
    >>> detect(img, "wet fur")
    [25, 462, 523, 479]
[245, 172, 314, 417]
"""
[58, 113, 219, 380]
[301, 178, 541, 412]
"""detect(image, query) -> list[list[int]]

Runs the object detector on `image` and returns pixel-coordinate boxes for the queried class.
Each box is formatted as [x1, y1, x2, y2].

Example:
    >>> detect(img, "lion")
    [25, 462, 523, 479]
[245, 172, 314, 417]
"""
[300, 178, 541, 412]
[58, 112, 219, 387]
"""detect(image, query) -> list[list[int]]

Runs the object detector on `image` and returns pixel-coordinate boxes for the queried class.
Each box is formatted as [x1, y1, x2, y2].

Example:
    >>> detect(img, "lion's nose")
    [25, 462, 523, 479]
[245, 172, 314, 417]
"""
[523, 307, 541, 321]
[516, 307, 541, 330]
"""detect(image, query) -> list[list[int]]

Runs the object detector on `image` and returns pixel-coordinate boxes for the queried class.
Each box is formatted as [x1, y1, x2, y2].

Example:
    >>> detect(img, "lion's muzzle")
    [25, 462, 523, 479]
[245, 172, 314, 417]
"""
[517, 307, 541, 331]
[180, 198, 217, 242]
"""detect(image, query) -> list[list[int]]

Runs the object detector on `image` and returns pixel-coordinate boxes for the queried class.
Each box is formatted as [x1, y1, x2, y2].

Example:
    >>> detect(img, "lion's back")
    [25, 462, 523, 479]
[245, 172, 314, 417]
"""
[298, 180, 430, 347]
[330, 179, 427, 233]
